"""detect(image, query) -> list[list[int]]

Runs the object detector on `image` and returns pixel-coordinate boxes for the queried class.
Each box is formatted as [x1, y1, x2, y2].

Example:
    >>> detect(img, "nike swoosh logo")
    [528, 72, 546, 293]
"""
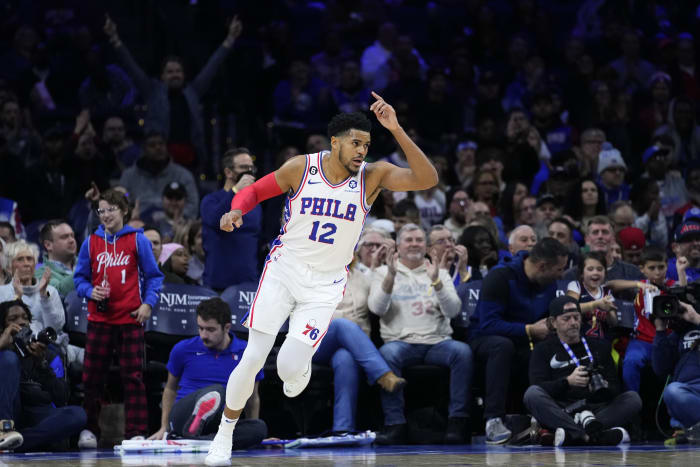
[333, 278, 344, 284]
[308, 181, 321, 184]
[550, 355, 573, 369]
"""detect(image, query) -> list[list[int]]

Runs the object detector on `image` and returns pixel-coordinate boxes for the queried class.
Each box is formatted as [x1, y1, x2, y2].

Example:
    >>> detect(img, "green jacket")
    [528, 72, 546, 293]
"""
[35, 257, 75, 298]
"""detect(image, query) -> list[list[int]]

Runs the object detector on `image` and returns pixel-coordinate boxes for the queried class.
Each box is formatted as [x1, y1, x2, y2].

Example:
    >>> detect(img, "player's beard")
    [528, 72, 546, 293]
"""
[340, 148, 360, 175]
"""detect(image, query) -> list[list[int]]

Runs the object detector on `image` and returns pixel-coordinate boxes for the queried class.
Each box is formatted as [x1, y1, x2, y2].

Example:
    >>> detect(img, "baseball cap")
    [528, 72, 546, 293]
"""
[642, 145, 671, 164]
[675, 221, 700, 243]
[163, 181, 186, 199]
[618, 227, 645, 251]
[536, 193, 559, 208]
[597, 143, 627, 176]
[549, 295, 581, 318]
[682, 207, 700, 223]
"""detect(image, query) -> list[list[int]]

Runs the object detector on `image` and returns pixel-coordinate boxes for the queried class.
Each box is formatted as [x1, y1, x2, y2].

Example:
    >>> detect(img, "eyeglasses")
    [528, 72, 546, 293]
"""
[432, 237, 455, 246]
[96, 206, 120, 216]
[361, 242, 381, 249]
[235, 165, 257, 174]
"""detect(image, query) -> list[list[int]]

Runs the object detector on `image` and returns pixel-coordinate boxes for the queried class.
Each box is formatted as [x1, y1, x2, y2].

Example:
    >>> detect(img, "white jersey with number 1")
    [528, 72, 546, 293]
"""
[271, 151, 370, 271]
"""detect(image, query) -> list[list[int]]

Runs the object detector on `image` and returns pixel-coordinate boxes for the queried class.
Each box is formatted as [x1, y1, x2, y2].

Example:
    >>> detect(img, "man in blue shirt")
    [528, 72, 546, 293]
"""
[469, 238, 569, 445]
[148, 298, 266, 448]
[200, 149, 262, 292]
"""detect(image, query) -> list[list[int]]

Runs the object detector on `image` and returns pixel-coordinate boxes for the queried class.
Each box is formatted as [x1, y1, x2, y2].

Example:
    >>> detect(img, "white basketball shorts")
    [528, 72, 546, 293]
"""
[246, 248, 347, 348]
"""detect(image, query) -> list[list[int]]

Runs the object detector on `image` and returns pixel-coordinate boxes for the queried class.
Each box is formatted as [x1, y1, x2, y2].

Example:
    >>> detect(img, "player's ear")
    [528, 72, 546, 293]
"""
[330, 136, 338, 149]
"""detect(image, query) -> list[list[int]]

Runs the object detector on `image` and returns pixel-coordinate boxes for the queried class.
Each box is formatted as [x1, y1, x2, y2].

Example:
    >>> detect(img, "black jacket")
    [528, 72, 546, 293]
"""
[529, 335, 621, 404]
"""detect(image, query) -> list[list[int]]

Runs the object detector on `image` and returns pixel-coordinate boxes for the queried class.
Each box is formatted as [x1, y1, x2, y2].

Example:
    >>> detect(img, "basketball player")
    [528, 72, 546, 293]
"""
[205, 92, 438, 465]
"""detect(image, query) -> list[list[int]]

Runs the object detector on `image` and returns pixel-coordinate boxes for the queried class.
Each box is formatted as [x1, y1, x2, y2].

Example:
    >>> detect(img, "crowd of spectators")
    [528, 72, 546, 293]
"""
[1, 0, 700, 452]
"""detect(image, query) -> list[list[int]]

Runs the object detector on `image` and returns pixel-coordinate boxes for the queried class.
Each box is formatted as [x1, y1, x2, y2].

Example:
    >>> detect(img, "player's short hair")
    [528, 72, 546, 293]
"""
[528, 237, 569, 265]
[0, 299, 31, 329]
[640, 246, 667, 265]
[196, 297, 231, 329]
[327, 112, 372, 138]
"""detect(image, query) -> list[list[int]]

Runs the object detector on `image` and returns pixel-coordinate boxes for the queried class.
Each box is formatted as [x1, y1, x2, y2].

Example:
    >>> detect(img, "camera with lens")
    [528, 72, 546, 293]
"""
[13, 326, 57, 358]
[652, 283, 700, 320]
[582, 364, 610, 401]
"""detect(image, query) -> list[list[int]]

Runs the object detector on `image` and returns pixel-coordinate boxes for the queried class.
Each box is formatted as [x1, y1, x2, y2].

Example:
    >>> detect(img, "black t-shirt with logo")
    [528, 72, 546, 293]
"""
[529, 335, 621, 404]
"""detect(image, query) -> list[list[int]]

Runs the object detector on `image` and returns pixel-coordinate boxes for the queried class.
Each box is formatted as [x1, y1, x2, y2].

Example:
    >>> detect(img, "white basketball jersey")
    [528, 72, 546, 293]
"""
[271, 151, 371, 271]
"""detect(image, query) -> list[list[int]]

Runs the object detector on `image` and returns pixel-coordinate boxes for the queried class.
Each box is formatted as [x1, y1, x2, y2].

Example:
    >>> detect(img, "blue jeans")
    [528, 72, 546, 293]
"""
[622, 339, 653, 392]
[378, 339, 473, 425]
[313, 318, 391, 432]
[664, 381, 700, 428]
[0, 350, 21, 420]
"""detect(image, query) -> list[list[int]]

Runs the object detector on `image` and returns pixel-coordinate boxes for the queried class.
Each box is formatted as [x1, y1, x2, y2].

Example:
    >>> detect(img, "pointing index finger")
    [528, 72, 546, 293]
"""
[371, 91, 384, 101]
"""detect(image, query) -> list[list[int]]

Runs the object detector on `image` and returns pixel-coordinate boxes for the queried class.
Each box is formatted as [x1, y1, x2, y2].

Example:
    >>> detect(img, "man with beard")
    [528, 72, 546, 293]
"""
[369, 224, 472, 444]
[667, 221, 700, 283]
[469, 238, 569, 444]
[562, 216, 644, 299]
[148, 298, 266, 448]
[207, 97, 439, 465]
[104, 15, 242, 174]
[35, 220, 77, 298]
[524, 296, 640, 446]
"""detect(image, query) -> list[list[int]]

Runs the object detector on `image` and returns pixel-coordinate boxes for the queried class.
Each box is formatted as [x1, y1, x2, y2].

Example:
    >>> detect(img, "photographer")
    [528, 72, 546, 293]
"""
[651, 299, 700, 436]
[0, 300, 86, 451]
[524, 296, 641, 446]
[200, 148, 262, 292]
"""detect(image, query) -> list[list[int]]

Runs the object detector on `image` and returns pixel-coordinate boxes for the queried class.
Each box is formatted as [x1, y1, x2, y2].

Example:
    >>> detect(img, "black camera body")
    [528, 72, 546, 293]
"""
[652, 283, 700, 320]
[96, 297, 109, 313]
[13, 326, 57, 358]
[582, 364, 610, 401]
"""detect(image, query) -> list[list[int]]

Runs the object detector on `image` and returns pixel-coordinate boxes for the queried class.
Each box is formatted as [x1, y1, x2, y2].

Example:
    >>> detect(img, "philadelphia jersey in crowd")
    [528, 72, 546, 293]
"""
[270, 151, 370, 271]
[74, 224, 163, 324]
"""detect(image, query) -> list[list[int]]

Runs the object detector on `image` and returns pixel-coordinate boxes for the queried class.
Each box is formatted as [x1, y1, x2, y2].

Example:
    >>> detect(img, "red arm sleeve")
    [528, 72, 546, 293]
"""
[230, 172, 283, 215]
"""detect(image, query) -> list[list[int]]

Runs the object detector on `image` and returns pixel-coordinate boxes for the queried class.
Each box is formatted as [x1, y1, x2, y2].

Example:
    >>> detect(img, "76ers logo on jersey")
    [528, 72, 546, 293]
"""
[309, 166, 318, 175]
[302, 319, 320, 340]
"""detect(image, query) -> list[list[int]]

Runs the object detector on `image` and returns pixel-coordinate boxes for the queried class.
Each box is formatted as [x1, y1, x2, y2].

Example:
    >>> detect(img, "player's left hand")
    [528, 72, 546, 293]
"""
[220, 210, 243, 232]
[369, 92, 399, 131]
[131, 304, 152, 324]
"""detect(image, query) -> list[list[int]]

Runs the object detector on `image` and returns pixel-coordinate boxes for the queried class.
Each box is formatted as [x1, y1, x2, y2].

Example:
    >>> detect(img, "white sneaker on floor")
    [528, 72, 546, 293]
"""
[283, 361, 312, 398]
[78, 429, 97, 449]
[204, 430, 233, 466]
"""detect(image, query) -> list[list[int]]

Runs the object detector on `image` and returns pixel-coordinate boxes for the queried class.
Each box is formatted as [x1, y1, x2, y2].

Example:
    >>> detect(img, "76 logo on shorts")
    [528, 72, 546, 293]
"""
[302, 319, 320, 340]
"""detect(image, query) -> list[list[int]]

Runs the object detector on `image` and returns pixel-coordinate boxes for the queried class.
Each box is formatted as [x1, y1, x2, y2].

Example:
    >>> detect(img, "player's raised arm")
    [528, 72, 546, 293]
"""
[219, 155, 306, 232]
[368, 92, 439, 192]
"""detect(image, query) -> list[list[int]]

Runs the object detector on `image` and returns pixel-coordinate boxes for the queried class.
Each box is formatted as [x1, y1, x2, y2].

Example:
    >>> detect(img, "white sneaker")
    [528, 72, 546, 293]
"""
[283, 361, 312, 398]
[78, 429, 97, 449]
[204, 430, 232, 466]
[554, 427, 566, 447]
[129, 435, 145, 441]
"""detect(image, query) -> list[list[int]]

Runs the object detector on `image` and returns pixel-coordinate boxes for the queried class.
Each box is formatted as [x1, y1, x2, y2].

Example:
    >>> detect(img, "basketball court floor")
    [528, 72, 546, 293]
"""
[1, 444, 698, 466]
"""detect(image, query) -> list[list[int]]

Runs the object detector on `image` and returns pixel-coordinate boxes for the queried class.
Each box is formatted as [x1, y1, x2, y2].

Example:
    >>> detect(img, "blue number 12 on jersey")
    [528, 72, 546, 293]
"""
[308, 221, 337, 244]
